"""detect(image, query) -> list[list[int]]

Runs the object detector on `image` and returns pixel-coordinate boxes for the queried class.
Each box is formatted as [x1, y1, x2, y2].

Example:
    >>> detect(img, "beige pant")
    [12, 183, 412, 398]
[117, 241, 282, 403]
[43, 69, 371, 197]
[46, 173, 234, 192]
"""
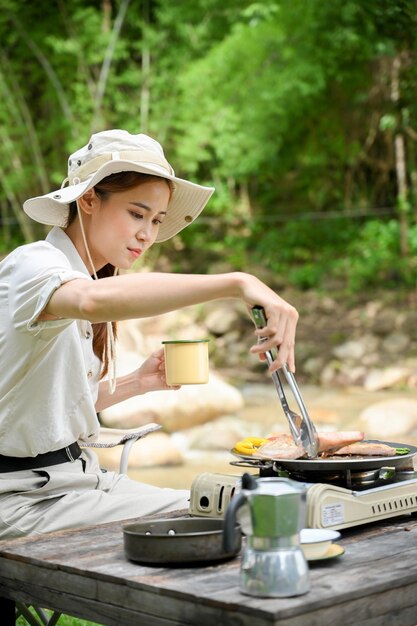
[0, 449, 190, 540]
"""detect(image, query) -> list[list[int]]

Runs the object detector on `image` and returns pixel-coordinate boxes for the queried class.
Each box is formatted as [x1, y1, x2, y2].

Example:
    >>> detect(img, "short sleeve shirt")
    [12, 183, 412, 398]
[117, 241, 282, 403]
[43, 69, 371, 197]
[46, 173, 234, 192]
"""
[0, 226, 102, 457]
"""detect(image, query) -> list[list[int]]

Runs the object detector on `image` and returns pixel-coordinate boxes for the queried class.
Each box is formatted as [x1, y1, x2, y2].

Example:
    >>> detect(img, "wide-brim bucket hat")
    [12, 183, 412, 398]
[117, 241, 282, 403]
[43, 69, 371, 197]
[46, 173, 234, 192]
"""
[23, 129, 215, 242]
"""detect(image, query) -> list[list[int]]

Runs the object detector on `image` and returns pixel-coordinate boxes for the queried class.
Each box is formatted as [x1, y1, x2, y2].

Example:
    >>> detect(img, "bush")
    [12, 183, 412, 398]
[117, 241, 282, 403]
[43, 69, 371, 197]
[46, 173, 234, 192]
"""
[336, 219, 417, 290]
[251, 216, 359, 289]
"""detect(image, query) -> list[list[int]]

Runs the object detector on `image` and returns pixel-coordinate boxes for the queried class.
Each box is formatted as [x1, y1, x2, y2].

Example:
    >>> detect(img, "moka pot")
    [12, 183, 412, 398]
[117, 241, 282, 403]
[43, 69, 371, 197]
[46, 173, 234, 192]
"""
[223, 473, 310, 598]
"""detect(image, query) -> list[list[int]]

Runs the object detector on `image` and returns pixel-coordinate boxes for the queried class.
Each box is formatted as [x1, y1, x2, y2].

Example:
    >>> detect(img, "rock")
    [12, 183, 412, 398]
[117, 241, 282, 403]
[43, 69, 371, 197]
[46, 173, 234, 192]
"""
[356, 398, 417, 439]
[317, 296, 338, 313]
[309, 408, 341, 427]
[185, 416, 254, 451]
[303, 356, 326, 377]
[118, 313, 208, 354]
[213, 332, 247, 367]
[101, 372, 243, 432]
[101, 345, 244, 431]
[404, 358, 417, 387]
[381, 332, 410, 354]
[100, 293, 417, 411]
[100, 323, 244, 432]
[294, 341, 316, 364]
[205, 305, 241, 336]
[95, 432, 184, 471]
[343, 365, 368, 386]
[239, 384, 282, 405]
[361, 353, 380, 367]
[320, 361, 341, 386]
[363, 366, 410, 391]
[319, 362, 368, 388]
[401, 311, 417, 339]
[363, 300, 384, 322]
[332, 334, 379, 361]
[370, 309, 399, 336]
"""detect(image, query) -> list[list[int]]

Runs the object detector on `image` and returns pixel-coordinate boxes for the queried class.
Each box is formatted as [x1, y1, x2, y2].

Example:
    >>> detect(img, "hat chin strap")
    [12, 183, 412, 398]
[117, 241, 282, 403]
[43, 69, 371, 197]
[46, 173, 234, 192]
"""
[76, 200, 117, 395]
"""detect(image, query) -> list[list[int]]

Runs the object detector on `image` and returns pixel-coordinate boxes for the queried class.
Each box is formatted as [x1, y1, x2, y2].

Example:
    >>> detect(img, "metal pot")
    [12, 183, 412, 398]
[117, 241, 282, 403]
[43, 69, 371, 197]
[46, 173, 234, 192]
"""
[123, 517, 241, 566]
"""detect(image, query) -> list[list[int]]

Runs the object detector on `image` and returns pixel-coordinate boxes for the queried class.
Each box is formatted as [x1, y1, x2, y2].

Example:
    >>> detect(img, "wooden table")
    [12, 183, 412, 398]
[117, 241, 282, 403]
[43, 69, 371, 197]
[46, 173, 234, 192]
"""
[1, 513, 417, 626]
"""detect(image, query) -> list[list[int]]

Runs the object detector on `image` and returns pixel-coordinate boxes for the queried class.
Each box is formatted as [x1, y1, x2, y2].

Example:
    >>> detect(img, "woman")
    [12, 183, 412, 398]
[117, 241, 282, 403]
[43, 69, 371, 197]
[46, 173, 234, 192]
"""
[0, 129, 298, 539]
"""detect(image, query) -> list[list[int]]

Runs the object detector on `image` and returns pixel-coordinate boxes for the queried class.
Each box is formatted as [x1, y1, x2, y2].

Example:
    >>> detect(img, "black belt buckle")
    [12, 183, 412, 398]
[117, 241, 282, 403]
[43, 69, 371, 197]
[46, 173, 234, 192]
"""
[65, 443, 81, 462]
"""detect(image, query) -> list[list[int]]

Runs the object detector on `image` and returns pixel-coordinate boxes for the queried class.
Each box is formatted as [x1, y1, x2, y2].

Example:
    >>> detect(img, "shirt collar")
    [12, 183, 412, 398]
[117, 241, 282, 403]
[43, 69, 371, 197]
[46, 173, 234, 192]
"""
[46, 226, 91, 277]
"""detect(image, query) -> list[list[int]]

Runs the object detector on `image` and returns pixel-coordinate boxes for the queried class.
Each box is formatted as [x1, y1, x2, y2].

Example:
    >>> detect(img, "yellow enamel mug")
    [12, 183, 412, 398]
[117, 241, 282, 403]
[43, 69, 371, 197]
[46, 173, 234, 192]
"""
[162, 340, 210, 385]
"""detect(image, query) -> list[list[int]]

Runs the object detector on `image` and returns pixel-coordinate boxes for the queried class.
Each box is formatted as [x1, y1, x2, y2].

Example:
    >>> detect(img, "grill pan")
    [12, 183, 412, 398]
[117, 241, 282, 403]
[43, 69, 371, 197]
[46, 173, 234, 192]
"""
[231, 440, 417, 473]
[123, 517, 241, 566]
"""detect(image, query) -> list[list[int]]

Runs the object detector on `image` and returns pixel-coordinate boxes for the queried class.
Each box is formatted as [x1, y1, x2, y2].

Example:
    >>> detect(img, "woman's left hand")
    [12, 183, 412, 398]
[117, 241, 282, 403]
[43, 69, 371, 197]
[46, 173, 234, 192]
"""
[96, 348, 179, 412]
[135, 348, 180, 394]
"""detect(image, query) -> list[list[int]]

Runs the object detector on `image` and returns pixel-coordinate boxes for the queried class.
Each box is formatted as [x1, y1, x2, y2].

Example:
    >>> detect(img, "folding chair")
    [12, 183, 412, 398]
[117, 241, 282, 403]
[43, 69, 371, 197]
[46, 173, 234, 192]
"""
[14, 423, 161, 626]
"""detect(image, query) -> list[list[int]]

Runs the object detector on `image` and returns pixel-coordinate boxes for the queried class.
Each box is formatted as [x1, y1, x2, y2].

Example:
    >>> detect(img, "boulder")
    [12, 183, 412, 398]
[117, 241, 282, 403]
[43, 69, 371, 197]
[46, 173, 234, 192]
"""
[401, 311, 417, 339]
[205, 304, 241, 336]
[363, 366, 410, 391]
[100, 315, 245, 433]
[381, 332, 410, 355]
[103, 372, 243, 431]
[95, 431, 184, 471]
[101, 346, 244, 432]
[185, 416, 254, 451]
[332, 334, 379, 361]
[370, 309, 399, 336]
[356, 398, 417, 439]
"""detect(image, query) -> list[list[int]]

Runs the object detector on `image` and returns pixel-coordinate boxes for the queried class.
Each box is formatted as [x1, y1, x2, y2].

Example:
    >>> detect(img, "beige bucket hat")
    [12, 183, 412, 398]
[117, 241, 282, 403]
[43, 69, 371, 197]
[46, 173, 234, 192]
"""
[23, 129, 215, 242]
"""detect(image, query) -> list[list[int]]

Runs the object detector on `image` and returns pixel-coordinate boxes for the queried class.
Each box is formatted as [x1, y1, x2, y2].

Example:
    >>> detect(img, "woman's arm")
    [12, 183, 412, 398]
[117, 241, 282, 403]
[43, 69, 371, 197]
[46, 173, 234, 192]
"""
[43, 271, 298, 371]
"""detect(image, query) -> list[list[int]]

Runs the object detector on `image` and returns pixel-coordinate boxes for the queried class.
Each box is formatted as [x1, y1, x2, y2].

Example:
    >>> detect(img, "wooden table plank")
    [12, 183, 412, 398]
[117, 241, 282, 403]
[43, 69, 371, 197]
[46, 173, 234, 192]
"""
[1, 514, 417, 625]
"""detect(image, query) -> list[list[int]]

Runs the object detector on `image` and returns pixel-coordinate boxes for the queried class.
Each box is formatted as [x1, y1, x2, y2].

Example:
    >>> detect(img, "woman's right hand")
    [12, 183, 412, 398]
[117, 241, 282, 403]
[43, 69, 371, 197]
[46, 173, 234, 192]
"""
[234, 273, 299, 373]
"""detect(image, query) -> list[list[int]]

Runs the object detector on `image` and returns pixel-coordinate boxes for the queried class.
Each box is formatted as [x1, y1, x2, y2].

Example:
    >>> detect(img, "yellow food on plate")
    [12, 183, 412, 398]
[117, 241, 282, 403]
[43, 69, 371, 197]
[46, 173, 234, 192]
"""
[234, 437, 268, 455]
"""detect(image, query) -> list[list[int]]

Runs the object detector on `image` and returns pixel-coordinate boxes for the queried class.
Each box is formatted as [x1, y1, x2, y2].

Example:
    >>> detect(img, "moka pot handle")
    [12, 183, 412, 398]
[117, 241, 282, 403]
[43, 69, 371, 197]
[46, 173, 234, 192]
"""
[223, 491, 246, 553]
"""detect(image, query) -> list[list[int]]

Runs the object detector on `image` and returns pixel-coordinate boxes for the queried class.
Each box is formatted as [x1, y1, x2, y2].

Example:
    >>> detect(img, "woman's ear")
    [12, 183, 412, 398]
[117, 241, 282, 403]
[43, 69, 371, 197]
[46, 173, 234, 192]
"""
[77, 188, 99, 216]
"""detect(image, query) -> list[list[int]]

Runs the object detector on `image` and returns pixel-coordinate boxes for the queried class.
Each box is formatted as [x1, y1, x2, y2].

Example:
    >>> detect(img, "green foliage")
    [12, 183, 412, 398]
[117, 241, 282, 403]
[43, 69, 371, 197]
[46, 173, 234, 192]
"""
[1, 0, 417, 292]
[0, 233, 24, 255]
[249, 217, 359, 289]
[176, 212, 417, 295]
[337, 219, 417, 290]
[16, 607, 102, 626]
[174, 0, 385, 207]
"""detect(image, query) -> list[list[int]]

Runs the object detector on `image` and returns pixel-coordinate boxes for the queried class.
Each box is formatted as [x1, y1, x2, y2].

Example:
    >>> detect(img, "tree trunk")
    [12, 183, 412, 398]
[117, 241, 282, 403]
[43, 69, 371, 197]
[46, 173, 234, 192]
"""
[391, 54, 409, 257]
[0, 200, 10, 244]
[0, 163, 35, 242]
[140, 0, 151, 134]
[91, 0, 131, 132]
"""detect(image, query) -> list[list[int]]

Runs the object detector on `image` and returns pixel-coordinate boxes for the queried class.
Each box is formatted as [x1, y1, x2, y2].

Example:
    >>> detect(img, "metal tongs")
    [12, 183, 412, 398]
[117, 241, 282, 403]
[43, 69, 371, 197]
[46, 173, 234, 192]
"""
[252, 305, 319, 458]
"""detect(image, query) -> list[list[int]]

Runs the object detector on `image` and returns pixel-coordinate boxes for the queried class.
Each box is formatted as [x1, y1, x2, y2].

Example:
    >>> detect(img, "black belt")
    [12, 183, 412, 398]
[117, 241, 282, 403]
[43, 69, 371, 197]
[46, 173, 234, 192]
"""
[0, 442, 82, 473]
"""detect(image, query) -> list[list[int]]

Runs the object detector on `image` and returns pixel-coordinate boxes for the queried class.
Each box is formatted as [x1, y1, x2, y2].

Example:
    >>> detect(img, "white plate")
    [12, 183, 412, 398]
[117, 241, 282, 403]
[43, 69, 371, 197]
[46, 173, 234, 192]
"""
[307, 543, 345, 561]
[300, 528, 341, 559]
[300, 529, 341, 544]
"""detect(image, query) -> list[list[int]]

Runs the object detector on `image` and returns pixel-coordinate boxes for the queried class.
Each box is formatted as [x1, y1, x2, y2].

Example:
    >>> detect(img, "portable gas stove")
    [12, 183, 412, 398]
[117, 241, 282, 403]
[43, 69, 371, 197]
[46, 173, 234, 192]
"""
[191, 307, 417, 530]
[189, 457, 417, 530]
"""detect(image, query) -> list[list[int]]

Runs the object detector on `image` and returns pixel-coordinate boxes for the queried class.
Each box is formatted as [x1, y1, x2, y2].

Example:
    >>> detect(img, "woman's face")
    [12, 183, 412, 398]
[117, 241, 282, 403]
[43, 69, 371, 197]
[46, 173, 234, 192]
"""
[82, 179, 171, 270]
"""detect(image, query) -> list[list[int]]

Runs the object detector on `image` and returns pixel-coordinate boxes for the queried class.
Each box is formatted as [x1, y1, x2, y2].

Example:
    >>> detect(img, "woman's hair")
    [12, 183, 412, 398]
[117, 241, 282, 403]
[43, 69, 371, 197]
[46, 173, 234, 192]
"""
[67, 171, 173, 379]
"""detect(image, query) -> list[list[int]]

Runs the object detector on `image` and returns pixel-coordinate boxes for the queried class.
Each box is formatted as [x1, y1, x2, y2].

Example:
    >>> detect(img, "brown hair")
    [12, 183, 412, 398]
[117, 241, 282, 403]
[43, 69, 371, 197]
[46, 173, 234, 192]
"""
[67, 171, 173, 379]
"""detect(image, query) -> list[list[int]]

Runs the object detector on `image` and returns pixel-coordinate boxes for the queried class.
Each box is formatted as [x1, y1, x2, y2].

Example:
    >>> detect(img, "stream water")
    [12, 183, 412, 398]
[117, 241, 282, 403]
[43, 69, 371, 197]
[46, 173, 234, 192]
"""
[130, 384, 417, 490]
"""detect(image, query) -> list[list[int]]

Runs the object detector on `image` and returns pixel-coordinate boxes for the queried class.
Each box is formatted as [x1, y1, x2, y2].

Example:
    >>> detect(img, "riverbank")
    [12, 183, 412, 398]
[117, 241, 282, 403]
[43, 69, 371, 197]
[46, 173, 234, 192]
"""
[101, 383, 417, 489]
[98, 287, 417, 484]
[117, 286, 417, 391]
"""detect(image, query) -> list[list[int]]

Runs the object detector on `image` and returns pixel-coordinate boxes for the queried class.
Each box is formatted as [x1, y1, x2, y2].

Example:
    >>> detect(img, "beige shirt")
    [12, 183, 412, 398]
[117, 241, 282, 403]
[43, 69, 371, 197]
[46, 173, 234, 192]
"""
[0, 226, 102, 457]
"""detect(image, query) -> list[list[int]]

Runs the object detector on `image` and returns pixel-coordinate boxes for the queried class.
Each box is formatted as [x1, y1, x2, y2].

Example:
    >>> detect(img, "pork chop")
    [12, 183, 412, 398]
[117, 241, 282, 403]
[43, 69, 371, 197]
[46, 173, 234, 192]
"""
[329, 441, 398, 457]
[317, 431, 365, 452]
[256, 434, 305, 459]
[256, 431, 365, 460]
